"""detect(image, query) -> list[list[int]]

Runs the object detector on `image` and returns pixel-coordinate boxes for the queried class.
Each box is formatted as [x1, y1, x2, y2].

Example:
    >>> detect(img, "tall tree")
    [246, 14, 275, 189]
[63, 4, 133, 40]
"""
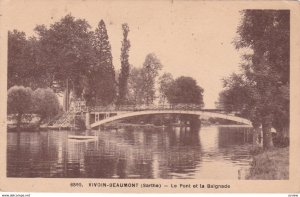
[141, 53, 163, 105]
[117, 23, 131, 105]
[219, 73, 262, 146]
[226, 10, 290, 149]
[35, 14, 95, 104]
[8, 30, 42, 89]
[127, 67, 145, 105]
[158, 72, 174, 105]
[87, 19, 116, 105]
[127, 54, 162, 105]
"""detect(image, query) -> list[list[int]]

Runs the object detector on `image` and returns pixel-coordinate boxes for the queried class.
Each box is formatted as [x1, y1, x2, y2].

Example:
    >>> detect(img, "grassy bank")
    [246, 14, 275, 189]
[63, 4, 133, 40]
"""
[246, 147, 289, 180]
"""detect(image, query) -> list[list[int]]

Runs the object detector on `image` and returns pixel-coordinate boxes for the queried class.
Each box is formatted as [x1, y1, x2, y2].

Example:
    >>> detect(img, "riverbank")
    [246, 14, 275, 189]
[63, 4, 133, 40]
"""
[7, 123, 41, 132]
[246, 147, 289, 180]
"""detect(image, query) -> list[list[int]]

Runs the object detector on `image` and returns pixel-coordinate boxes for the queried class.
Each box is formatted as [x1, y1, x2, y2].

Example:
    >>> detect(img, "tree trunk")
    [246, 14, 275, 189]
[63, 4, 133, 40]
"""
[262, 114, 274, 149]
[252, 124, 261, 147]
[190, 115, 201, 131]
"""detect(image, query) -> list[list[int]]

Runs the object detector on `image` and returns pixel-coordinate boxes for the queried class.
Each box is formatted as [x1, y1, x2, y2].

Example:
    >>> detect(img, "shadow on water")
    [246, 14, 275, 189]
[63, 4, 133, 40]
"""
[7, 125, 253, 179]
[218, 127, 253, 147]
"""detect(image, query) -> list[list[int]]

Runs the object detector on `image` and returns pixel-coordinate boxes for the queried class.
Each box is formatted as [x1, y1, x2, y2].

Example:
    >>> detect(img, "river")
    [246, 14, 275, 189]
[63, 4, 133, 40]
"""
[7, 125, 253, 179]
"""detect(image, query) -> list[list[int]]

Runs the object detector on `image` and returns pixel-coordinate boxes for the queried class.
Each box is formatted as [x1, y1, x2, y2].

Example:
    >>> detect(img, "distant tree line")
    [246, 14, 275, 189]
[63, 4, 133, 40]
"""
[218, 10, 290, 149]
[158, 74, 204, 107]
[8, 14, 205, 110]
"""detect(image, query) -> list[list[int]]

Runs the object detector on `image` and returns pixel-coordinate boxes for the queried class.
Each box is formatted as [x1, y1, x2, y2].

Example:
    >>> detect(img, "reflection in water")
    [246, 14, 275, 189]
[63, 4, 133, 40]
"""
[7, 126, 253, 179]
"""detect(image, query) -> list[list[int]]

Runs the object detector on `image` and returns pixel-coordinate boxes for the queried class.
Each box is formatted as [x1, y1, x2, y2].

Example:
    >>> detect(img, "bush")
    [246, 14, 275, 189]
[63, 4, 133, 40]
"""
[32, 88, 60, 124]
[7, 86, 33, 129]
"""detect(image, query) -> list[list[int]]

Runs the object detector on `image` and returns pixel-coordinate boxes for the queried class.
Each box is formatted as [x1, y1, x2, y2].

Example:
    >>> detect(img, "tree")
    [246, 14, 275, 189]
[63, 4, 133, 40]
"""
[35, 14, 95, 104]
[8, 30, 42, 89]
[219, 73, 262, 146]
[117, 23, 131, 105]
[127, 67, 145, 105]
[141, 53, 163, 105]
[166, 76, 204, 106]
[219, 73, 256, 115]
[158, 72, 174, 105]
[8, 30, 27, 88]
[226, 10, 290, 149]
[127, 54, 162, 105]
[7, 86, 33, 130]
[86, 19, 116, 105]
[32, 88, 60, 124]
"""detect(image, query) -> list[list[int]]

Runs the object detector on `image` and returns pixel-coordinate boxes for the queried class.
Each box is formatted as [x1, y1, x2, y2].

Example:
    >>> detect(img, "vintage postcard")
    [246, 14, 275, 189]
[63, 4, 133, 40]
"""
[0, 0, 299, 193]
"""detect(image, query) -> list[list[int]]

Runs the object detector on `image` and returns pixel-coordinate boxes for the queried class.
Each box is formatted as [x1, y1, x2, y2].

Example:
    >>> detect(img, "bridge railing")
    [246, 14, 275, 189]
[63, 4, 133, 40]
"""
[85, 104, 224, 112]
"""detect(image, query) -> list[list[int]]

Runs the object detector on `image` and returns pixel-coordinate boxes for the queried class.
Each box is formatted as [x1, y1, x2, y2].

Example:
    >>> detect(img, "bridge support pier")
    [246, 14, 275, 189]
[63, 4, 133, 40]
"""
[85, 112, 91, 130]
[189, 115, 201, 131]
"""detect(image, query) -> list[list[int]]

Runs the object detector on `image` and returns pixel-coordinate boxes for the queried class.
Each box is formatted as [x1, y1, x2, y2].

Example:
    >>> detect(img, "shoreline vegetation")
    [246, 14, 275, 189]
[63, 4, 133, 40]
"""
[246, 147, 289, 180]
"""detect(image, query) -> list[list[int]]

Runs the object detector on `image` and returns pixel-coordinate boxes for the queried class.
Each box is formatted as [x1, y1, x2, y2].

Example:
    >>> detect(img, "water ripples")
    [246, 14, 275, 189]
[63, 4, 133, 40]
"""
[7, 126, 253, 179]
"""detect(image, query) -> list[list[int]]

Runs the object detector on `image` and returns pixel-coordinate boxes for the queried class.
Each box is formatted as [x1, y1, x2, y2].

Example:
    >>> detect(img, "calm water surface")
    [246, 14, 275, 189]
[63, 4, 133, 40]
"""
[7, 126, 253, 179]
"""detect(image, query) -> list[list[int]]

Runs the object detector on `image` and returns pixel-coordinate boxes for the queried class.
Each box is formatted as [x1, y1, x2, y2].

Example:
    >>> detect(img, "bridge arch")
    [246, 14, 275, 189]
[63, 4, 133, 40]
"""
[90, 110, 251, 129]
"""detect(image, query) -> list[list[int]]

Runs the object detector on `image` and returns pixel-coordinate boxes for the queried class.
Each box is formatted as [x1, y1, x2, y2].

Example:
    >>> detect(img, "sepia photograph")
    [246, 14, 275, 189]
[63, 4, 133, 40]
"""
[0, 0, 299, 193]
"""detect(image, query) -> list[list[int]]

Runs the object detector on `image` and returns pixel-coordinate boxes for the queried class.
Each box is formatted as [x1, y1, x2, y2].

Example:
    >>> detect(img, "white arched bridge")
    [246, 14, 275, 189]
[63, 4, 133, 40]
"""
[82, 104, 252, 129]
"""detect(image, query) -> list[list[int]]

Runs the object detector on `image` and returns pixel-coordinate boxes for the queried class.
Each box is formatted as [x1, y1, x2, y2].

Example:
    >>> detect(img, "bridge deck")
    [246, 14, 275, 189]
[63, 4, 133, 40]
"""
[89, 109, 251, 128]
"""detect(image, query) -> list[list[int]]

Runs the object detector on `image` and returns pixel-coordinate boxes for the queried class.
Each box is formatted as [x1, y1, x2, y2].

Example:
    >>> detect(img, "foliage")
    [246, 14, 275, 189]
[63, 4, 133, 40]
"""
[7, 86, 33, 128]
[128, 69, 203, 107]
[32, 88, 60, 123]
[234, 10, 289, 121]
[219, 73, 260, 122]
[166, 76, 204, 107]
[8, 30, 43, 89]
[8, 14, 210, 113]
[127, 67, 145, 104]
[8, 15, 176, 109]
[9, 15, 117, 107]
[86, 20, 116, 105]
[117, 23, 131, 105]
[127, 53, 162, 105]
[141, 53, 163, 105]
[8, 30, 27, 88]
[158, 72, 174, 105]
[220, 10, 290, 149]
[35, 15, 95, 95]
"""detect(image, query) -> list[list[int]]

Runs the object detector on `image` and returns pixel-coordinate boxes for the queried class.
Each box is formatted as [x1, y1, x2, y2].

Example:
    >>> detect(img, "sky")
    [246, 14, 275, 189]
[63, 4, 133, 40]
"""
[3, 0, 244, 108]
